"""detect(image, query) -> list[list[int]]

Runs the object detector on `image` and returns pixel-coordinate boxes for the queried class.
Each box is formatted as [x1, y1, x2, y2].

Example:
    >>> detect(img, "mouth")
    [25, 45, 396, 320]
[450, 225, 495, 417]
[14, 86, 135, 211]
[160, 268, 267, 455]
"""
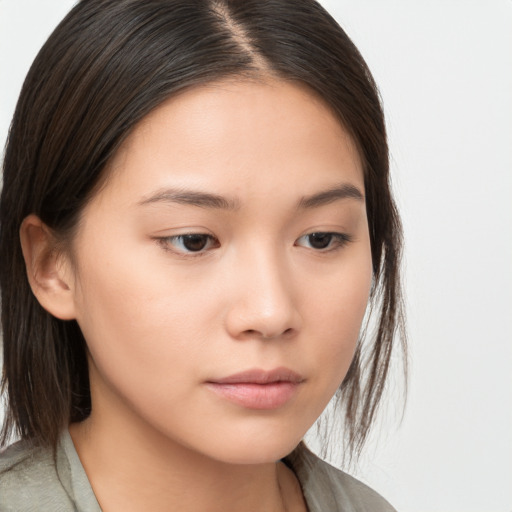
[205, 367, 305, 410]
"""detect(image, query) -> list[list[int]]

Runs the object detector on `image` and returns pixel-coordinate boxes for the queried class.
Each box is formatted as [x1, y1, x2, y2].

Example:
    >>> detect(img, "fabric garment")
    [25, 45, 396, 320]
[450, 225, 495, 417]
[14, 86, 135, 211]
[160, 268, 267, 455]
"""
[0, 430, 396, 511]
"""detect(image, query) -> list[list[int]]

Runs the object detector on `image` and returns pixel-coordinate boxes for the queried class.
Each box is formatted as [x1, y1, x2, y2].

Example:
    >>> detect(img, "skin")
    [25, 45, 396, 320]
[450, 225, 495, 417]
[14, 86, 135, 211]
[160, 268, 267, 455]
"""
[22, 78, 372, 511]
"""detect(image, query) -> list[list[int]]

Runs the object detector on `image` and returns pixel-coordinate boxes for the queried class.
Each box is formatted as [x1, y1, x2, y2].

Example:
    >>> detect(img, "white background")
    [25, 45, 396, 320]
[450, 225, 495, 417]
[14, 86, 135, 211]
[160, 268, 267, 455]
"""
[1, 1, 511, 511]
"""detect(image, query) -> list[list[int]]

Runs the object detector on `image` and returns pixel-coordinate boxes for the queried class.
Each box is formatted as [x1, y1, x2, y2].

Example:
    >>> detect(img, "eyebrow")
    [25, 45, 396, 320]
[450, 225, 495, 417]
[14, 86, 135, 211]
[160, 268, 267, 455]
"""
[138, 183, 364, 211]
[138, 188, 240, 210]
[297, 183, 364, 209]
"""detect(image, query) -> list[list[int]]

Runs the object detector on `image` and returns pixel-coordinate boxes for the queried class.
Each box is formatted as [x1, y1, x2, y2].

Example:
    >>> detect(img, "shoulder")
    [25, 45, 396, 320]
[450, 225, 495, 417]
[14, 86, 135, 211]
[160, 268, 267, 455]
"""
[285, 443, 397, 512]
[0, 439, 74, 511]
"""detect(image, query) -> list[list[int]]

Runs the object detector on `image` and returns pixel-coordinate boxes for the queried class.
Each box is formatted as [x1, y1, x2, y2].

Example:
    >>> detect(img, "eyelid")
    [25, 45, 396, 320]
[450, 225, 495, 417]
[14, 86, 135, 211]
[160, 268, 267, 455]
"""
[295, 231, 353, 251]
[152, 228, 353, 257]
[154, 232, 219, 257]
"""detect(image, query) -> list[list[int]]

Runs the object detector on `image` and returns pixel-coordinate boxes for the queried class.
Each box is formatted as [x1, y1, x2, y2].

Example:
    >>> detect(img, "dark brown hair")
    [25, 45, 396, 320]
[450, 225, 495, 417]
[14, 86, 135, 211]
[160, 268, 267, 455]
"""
[1, 0, 406, 458]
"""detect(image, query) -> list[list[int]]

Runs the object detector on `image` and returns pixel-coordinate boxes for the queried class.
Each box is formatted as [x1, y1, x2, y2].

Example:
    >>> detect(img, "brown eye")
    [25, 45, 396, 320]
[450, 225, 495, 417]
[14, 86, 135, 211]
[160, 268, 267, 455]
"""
[180, 234, 210, 252]
[307, 233, 333, 249]
[295, 232, 352, 251]
[159, 233, 218, 254]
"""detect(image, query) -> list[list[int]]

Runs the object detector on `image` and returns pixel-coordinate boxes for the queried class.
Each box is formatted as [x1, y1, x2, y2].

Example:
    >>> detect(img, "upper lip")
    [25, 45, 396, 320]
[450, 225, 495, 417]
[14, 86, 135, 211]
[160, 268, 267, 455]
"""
[208, 367, 305, 385]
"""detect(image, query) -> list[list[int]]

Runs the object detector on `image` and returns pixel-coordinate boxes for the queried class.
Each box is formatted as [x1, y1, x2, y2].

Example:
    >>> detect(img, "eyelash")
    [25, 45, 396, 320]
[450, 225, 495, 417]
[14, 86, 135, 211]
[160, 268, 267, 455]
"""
[295, 232, 353, 252]
[155, 231, 353, 257]
[155, 234, 219, 256]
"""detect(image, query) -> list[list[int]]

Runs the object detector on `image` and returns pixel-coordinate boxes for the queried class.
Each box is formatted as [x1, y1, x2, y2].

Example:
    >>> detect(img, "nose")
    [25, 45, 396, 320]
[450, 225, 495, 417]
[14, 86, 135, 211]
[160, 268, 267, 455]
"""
[224, 245, 301, 340]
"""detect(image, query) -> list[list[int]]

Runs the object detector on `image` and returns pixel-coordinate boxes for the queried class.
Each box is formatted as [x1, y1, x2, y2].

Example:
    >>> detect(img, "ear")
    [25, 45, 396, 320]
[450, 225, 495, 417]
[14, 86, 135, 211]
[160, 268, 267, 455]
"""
[19, 214, 77, 320]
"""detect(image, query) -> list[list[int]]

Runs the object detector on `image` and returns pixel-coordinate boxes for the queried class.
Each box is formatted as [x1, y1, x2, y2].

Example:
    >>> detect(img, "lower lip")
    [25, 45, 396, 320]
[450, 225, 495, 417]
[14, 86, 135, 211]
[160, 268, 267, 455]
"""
[206, 382, 300, 410]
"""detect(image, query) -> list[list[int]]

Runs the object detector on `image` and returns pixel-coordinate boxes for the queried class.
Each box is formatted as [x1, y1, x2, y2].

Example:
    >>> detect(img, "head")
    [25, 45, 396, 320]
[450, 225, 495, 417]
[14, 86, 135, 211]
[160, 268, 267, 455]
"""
[0, 0, 405, 462]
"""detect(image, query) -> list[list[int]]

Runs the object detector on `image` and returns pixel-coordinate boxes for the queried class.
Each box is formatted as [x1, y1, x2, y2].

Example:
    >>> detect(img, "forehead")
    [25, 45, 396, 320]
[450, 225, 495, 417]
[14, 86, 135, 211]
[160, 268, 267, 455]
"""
[100, 78, 364, 204]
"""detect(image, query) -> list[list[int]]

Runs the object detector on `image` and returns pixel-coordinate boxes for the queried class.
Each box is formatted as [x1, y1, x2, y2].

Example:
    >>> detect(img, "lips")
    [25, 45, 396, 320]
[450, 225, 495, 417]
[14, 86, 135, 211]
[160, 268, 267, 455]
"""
[205, 367, 304, 410]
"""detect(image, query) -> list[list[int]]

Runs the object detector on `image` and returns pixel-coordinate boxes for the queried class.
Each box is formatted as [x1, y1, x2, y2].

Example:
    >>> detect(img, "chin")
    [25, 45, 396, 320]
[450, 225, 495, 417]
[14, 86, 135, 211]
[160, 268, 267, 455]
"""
[202, 430, 304, 465]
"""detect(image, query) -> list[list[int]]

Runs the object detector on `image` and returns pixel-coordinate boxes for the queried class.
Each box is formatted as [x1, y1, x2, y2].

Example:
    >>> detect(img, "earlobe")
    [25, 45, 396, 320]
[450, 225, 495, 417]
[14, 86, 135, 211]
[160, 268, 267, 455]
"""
[19, 214, 77, 320]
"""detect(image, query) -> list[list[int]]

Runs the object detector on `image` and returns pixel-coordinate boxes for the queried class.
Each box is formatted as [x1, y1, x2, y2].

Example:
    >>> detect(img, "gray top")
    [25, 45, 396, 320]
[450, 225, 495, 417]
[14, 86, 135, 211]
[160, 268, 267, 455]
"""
[0, 431, 396, 511]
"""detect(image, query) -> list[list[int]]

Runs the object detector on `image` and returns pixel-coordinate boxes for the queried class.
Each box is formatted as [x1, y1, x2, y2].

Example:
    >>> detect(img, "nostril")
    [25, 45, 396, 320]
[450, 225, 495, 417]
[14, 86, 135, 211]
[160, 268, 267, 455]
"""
[262, 327, 295, 339]
[239, 327, 294, 340]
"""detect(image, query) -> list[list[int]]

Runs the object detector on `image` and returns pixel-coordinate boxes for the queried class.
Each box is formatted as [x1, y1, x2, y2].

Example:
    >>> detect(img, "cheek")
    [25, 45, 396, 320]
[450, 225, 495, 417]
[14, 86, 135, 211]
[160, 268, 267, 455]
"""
[71, 245, 217, 394]
[73, 267, 215, 434]
[304, 250, 372, 383]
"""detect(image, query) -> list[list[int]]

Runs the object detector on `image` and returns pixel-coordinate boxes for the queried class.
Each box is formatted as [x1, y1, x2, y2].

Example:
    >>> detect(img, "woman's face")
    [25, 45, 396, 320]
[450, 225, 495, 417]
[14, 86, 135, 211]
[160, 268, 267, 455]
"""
[68, 79, 372, 464]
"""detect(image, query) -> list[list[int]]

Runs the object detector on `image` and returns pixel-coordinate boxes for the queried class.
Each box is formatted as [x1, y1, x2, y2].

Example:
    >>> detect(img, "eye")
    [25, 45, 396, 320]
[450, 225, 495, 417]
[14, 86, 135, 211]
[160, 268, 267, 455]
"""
[157, 234, 219, 254]
[295, 232, 352, 251]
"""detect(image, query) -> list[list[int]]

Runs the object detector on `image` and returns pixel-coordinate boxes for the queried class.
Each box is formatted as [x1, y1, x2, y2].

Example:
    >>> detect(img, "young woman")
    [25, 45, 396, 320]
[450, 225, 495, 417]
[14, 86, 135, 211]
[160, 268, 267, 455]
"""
[0, 0, 406, 510]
